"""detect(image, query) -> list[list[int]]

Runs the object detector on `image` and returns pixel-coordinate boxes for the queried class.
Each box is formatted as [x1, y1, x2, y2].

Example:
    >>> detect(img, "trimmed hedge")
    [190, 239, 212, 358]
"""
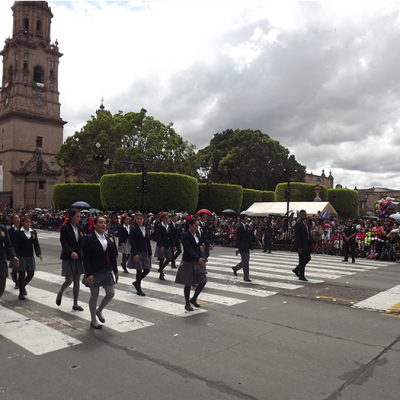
[53, 183, 102, 209]
[197, 183, 243, 214]
[261, 191, 275, 202]
[327, 189, 358, 219]
[101, 172, 198, 213]
[241, 189, 263, 211]
[275, 182, 328, 202]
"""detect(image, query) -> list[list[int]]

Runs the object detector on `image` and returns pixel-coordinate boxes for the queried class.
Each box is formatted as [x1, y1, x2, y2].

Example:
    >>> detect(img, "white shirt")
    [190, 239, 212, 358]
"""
[71, 224, 79, 242]
[94, 230, 107, 251]
[21, 227, 33, 239]
[191, 232, 199, 244]
[124, 224, 130, 234]
[139, 226, 146, 237]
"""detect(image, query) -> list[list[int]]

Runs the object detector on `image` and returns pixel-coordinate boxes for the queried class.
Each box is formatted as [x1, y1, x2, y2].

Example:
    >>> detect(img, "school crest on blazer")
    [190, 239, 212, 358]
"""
[80, 232, 83, 237]
[1, 231, 4, 237]
[32, 234, 36, 239]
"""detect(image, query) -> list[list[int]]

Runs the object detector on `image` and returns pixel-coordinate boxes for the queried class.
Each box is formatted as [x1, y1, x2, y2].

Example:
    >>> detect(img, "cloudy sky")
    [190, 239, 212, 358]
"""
[1, 1, 400, 190]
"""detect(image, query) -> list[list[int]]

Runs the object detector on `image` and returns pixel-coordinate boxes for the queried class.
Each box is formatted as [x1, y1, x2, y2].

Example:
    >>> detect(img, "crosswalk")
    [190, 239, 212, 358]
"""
[0, 251, 386, 356]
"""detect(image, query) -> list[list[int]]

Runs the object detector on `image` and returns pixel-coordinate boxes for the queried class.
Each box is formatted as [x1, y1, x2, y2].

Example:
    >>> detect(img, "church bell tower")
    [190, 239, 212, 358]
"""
[0, 1, 65, 209]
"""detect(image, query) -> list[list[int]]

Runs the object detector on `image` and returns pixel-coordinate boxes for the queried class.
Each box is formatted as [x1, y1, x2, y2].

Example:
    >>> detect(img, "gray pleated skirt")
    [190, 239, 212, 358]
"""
[154, 246, 173, 259]
[61, 258, 84, 276]
[175, 260, 207, 286]
[127, 252, 151, 270]
[0, 259, 8, 279]
[12, 256, 35, 272]
[83, 269, 115, 288]
[120, 242, 131, 255]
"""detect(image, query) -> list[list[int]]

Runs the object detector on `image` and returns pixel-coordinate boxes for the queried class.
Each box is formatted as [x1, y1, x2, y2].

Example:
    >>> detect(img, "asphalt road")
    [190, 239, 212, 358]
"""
[1, 230, 400, 400]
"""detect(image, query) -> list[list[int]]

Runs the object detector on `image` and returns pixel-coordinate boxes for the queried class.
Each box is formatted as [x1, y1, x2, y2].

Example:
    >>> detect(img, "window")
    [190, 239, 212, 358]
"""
[36, 20, 42, 32]
[39, 181, 45, 190]
[50, 70, 54, 78]
[36, 136, 42, 147]
[23, 18, 29, 30]
[8, 66, 13, 82]
[33, 65, 44, 83]
[23, 62, 28, 70]
[36, 161, 42, 173]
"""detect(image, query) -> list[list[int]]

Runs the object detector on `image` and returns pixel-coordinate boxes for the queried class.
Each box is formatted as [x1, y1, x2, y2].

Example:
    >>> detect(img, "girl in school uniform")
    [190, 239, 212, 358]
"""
[56, 209, 85, 311]
[118, 215, 131, 273]
[128, 213, 152, 296]
[155, 213, 176, 280]
[175, 217, 207, 311]
[12, 216, 42, 300]
[82, 216, 119, 329]
[8, 214, 21, 289]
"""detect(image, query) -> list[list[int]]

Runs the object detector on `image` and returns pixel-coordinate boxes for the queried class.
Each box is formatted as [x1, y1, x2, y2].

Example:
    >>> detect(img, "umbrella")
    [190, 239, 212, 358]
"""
[34, 207, 43, 211]
[287, 209, 300, 218]
[80, 209, 89, 213]
[221, 209, 236, 215]
[240, 210, 255, 216]
[389, 213, 400, 219]
[72, 201, 91, 208]
[197, 209, 212, 215]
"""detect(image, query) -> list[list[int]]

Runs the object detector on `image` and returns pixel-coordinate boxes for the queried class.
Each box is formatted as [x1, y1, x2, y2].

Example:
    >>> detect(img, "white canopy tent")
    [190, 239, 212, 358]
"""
[244, 202, 337, 217]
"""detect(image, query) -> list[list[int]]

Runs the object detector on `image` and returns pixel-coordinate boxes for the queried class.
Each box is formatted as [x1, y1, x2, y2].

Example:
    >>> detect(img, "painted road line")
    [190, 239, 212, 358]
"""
[6, 281, 154, 333]
[206, 261, 326, 283]
[34, 271, 206, 318]
[0, 305, 82, 356]
[146, 271, 277, 298]
[117, 275, 247, 306]
[352, 284, 400, 312]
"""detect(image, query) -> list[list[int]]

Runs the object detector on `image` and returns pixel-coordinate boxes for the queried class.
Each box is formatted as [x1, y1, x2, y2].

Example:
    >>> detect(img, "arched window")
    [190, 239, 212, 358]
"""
[33, 65, 44, 83]
[23, 18, 29, 30]
[36, 20, 42, 32]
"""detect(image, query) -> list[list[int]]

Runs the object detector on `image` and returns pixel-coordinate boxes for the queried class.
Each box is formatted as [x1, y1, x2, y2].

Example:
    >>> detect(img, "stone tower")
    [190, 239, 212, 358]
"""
[0, 1, 65, 209]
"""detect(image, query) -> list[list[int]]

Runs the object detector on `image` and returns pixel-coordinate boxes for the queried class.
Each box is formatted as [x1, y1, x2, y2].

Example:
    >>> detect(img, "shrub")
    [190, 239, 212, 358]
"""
[328, 189, 359, 219]
[53, 183, 102, 209]
[100, 172, 198, 213]
[275, 182, 328, 202]
[241, 189, 263, 211]
[197, 183, 243, 214]
[261, 191, 275, 202]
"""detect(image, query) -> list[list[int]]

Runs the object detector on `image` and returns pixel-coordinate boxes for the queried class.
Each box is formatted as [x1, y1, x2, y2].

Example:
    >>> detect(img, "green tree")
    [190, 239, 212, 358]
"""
[56, 109, 200, 182]
[199, 129, 305, 190]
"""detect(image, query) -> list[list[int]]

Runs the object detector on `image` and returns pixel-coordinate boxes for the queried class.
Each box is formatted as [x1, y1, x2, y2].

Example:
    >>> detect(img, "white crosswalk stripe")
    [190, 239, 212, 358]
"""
[0, 251, 386, 356]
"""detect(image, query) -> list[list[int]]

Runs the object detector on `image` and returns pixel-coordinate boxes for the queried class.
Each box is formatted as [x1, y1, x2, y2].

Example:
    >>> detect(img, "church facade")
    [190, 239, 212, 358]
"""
[0, 1, 65, 209]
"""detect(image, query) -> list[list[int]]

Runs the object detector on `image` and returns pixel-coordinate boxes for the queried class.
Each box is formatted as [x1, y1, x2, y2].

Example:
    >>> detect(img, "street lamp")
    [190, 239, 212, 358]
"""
[314, 177, 322, 202]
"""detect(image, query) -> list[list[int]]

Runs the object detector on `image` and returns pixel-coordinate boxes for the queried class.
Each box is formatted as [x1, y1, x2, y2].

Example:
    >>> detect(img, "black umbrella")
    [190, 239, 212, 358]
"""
[221, 209, 236, 215]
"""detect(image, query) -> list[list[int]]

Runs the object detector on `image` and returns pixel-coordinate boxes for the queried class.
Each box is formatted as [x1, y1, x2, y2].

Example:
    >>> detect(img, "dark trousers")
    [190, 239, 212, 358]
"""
[233, 251, 250, 280]
[264, 236, 272, 252]
[294, 250, 311, 279]
[344, 240, 356, 261]
[172, 243, 182, 266]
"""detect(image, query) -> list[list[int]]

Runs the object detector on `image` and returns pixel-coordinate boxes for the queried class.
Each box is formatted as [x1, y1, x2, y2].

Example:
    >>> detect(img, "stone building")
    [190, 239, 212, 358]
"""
[0, 1, 65, 209]
[305, 169, 334, 188]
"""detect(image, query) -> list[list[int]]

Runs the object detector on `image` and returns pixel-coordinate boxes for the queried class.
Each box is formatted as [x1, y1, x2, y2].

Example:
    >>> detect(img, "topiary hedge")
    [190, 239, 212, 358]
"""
[53, 183, 102, 209]
[241, 189, 263, 211]
[261, 191, 275, 202]
[275, 182, 328, 202]
[100, 172, 198, 213]
[328, 189, 358, 219]
[197, 183, 243, 214]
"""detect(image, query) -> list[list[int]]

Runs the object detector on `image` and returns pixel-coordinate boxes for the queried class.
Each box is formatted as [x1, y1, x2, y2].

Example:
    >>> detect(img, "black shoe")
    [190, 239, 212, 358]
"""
[268, 251, 272, 254]
[244, 278, 252, 282]
[262, 250, 266, 252]
[90, 323, 102, 330]
[185, 305, 194, 311]
[352, 260, 355, 263]
[171, 265, 177, 269]
[342, 260, 348, 262]
[123, 268, 129, 273]
[232, 267, 237, 276]
[292, 269, 299, 277]
[72, 305, 84, 311]
[18, 294, 25, 300]
[299, 277, 308, 282]
[56, 293, 62, 306]
[137, 291, 146, 296]
[159, 274, 165, 281]
[96, 309, 105, 323]
[190, 299, 201, 308]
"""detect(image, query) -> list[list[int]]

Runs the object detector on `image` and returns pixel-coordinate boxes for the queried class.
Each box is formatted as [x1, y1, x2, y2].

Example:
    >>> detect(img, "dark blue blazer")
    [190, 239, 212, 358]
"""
[235, 223, 259, 253]
[156, 223, 175, 248]
[118, 225, 130, 247]
[169, 221, 181, 244]
[13, 229, 41, 257]
[181, 231, 201, 262]
[195, 226, 210, 247]
[129, 226, 152, 256]
[60, 223, 85, 260]
[0, 225, 17, 261]
[82, 232, 118, 277]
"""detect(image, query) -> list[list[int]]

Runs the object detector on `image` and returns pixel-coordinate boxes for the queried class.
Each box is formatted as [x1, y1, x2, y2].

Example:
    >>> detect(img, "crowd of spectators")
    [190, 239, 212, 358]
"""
[1, 205, 399, 262]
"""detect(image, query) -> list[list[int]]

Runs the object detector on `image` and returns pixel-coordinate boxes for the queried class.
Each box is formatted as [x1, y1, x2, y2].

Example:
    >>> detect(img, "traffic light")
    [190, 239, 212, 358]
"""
[142, 179, 147, 194]
[92, 155, 109, 162]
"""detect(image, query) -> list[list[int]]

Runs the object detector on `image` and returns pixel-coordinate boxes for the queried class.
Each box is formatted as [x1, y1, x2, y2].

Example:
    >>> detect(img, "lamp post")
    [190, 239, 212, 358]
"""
[363, 192, 368, 214]
[314, 177, 322, 202]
